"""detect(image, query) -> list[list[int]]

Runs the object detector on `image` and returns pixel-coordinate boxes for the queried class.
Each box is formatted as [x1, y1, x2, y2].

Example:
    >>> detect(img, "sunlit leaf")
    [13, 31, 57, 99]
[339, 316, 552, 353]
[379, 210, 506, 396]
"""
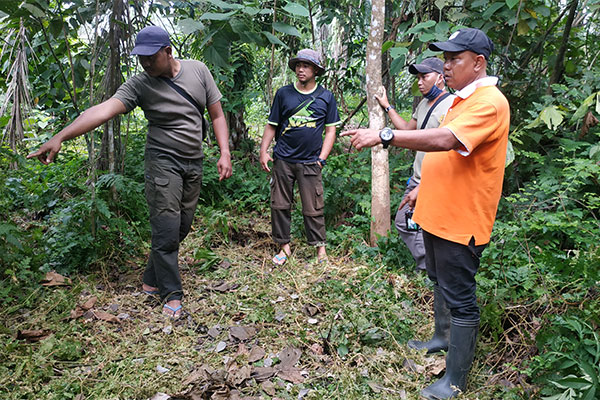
[539, 106, 564, 130]
[435, 0, 446, 10]
[262, 31, 286, 47]
[178, 18, 205, 35]
[206, 0, 244, 9]
[406, 20, 436, 35]
[482, 2, 505, 19]
[282, 2, 310, 17]
[505, 140, 514, 167]
[272, 22, 300, 37]
[506, 0, 520, 9]
[21, 3, 45, 18]
[389, 46, 408, 59]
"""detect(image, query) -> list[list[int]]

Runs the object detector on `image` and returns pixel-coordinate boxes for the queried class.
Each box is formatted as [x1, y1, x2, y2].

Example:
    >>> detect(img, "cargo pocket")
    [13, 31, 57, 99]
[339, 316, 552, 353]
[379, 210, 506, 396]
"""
[315, 185, 324, 210]
[148, 176, 171, 214]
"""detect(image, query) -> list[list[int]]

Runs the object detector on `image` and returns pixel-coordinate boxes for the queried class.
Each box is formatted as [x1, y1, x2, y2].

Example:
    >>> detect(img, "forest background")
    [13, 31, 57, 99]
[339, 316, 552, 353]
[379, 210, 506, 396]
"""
[0, 0, 599, 399]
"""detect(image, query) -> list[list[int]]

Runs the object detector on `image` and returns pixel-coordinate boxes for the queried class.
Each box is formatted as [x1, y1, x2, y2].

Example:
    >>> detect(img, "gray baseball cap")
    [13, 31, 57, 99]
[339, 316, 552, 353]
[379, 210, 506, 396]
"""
[408, 57, 444, 75]
[288, 49, 326, 76]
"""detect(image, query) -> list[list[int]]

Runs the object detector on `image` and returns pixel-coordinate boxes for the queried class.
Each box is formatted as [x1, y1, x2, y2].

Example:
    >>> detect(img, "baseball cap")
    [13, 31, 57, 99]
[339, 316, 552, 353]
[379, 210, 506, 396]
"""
[288, 49, 326, 76]
[408, 57, 444, 75]
[131, 26, 171, 56]
[429, 28, 494, 60]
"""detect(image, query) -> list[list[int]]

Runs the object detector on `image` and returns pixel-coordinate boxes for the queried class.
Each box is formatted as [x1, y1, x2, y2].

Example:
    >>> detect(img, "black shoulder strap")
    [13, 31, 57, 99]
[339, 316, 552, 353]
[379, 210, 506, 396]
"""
[160, 77, 209, 140]
[276, 85, 327, 139]
[420, 92, 451, 130]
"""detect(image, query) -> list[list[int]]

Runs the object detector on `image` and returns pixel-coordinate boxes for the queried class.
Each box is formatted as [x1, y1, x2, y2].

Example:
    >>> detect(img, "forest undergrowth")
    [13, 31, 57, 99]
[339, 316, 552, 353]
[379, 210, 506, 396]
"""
[0, 209, 541, 400]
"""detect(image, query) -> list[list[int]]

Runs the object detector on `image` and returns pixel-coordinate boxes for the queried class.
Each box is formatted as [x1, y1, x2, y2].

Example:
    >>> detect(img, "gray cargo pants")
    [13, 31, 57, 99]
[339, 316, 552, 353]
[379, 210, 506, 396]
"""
[143, 149, 203, 302]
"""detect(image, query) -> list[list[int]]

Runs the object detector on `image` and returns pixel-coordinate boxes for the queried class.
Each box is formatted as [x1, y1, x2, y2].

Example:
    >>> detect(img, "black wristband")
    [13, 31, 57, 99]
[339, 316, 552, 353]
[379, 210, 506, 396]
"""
[318, 158, 326, 166]
[384, 105, 395, 113]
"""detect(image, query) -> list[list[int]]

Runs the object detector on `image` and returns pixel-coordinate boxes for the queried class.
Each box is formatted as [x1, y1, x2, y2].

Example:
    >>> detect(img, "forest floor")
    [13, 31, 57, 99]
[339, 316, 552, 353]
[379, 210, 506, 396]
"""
[0, 214, 529, 400]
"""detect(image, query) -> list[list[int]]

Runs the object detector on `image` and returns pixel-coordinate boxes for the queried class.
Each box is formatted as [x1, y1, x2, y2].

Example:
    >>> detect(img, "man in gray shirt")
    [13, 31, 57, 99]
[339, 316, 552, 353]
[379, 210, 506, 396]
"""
[376, 57, 453, 272]
[28, 26, 232, 319]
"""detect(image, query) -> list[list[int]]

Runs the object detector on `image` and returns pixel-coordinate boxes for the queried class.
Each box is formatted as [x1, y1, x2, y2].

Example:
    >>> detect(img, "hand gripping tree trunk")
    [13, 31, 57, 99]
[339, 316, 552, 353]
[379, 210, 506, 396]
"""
[366, 0, 390, 246]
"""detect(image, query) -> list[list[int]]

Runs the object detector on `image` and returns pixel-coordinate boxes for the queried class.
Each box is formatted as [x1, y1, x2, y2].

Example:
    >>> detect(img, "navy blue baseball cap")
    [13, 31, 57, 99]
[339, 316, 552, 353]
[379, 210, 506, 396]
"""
[131, 26, 171, 56]
[409, 57, 444, 75]
[429, 28, 494, 60]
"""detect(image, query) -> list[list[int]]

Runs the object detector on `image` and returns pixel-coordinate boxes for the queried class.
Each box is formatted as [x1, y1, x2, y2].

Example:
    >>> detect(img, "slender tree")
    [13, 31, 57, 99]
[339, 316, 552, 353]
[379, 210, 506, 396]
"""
[366, 0, 390, 245]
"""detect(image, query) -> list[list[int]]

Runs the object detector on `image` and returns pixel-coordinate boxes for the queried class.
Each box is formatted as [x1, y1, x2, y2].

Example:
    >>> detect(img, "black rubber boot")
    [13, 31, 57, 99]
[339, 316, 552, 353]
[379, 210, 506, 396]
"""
[408, 285, 450, 354]
[420, 317, 479, 399]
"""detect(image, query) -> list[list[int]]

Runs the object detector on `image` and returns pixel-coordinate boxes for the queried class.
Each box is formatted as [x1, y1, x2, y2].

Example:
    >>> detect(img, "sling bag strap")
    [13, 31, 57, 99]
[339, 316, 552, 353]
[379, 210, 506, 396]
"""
[275, 85, 326, 139]
[159, 77, 209, 141]
[419, 92, 451, 130]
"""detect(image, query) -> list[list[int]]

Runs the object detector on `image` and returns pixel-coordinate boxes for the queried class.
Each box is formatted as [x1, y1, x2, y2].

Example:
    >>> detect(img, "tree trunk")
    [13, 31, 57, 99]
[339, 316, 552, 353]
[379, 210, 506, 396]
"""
[228, 110, 248, 150]
[547, 0, 578, 94]
[98, 0, 124, 172]
[367, 0, 390, 246]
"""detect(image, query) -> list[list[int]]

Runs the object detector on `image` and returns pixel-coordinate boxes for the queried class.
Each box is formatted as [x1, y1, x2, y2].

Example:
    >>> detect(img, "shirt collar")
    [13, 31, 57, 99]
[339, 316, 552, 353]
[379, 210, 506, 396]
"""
[454, 76, 499, 99]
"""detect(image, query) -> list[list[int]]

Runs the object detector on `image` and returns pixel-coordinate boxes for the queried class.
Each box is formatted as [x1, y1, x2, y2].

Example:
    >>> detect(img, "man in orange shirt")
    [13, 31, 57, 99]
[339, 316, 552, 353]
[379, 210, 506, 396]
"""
[342, 28, 510, 399]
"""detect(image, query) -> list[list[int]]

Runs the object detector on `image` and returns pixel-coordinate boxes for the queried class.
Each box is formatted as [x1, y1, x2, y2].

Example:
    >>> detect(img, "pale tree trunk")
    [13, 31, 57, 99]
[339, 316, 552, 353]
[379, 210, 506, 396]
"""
[367, 0, 390, 246]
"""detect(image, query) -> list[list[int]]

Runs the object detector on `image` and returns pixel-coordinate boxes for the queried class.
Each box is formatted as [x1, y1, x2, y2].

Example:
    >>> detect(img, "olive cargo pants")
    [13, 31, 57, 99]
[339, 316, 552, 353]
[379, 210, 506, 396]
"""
[270, 159, 326, 246]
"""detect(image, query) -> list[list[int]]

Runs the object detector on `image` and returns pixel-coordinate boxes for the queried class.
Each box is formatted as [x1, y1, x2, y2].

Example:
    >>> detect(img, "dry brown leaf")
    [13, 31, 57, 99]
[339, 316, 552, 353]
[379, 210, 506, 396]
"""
[276, 367, 305, 384]
[227, 365, 251, 386]
[16, 329, 51, 342]
[235, 343, 249, 358]
[93, 310, 120, 323]
[182, 366, 212, 386]
[581, 111, 599, 137]
[367, 381, 382, 393]
[230, 326, 250, 341]
[70, 307, 85, 319]
[248, 346, 266, 363]
[430, 357, 446, 376]
[260, 380, 276, 396]
[402, 358, 425, 374]
[277, 346, 301, 370]
[41, 271, 72, 287]
[301, 303, 321, 317]
[251, 366, 275, 382]
[309, 343, 324, 355]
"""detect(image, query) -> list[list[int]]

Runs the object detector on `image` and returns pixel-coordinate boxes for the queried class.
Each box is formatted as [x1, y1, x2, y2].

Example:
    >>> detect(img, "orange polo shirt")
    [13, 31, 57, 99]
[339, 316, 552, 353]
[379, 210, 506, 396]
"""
[412, 80, 510, 246]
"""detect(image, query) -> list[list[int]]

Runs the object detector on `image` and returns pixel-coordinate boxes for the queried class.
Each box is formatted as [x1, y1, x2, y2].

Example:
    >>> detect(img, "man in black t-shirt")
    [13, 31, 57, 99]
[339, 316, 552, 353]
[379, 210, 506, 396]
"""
[259, 49, 340, 266]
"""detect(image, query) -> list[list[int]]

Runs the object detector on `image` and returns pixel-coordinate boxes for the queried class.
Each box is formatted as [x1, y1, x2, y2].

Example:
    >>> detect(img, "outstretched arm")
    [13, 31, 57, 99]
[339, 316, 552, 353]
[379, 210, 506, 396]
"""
[27, 98, 126, 164]
[207, 100, 232, 181]
[341, 126, 461, 152]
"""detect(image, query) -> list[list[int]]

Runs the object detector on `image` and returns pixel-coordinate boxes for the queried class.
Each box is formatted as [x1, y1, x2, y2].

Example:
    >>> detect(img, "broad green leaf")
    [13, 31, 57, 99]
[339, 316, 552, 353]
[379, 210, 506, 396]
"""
[337, 344, 349, 357]
[389, 56, 405, 76]
[570, 92, 597, 123]
[540, 106, 564, 130]
[506, 0, 520, 9]
[406, 20, 436, 35]
[262, 31, 286, 47]
[206, 0, 244, 10]
[471, 0, 488, 7]
[242, 6, 261, 15]
[482, 2, 505, 19]
[282, 2, 310, 17]
[554, 375, 592, 390]
[517, 19, 530, 35]
[435, 0, 446, 9]
[22, 3, 45, 18]
[382, 40, 395, 53]
[590, 145, 600, 161]
[204, 46, 229, 69]
[178, 18, 205, 35]
[389, 46, 408, 58]
[200, 11, 237, 21]
[272, 22, 300, 37]
[419, 32, 436, 42]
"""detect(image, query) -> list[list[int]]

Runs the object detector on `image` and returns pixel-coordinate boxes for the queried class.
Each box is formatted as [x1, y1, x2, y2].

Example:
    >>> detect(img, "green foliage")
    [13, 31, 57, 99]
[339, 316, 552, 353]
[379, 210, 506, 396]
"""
[526, 316, 599, 400]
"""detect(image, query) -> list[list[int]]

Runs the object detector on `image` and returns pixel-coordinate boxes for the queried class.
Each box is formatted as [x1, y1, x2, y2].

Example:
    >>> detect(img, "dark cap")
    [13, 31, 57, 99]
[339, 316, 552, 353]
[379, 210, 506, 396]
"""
[131, 26, 171, 56]
[288, 49, 326, 76]
[429, 28, 494, 60]
[408, 57, 444, 75]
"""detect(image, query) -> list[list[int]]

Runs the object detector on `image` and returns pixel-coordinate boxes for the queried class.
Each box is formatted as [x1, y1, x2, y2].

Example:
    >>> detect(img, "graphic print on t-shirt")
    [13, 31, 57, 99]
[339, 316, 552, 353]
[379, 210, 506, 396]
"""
[281, 100, 318, 136]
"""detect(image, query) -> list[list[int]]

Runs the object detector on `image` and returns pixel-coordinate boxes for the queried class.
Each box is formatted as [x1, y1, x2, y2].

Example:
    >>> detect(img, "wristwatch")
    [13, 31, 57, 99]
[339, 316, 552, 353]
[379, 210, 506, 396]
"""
[379, 127, 394, 149]
[384, 105, 395, 113]
[318, 158, 326, 166]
